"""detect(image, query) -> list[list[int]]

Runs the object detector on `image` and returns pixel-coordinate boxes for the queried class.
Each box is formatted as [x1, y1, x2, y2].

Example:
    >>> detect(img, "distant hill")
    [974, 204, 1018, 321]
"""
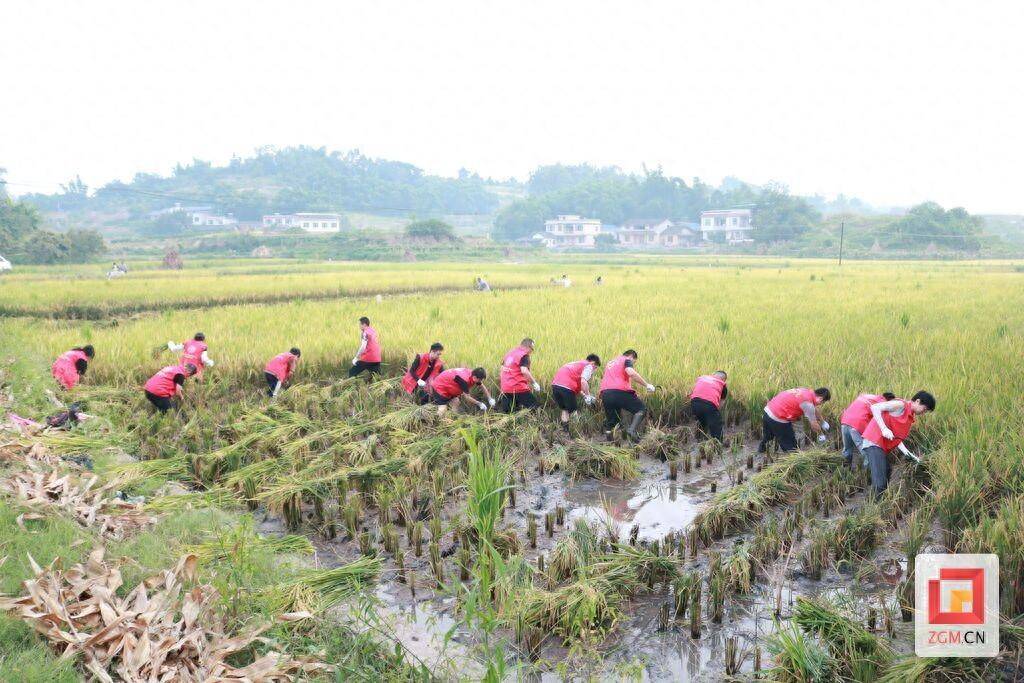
[20, 146, 515, 235]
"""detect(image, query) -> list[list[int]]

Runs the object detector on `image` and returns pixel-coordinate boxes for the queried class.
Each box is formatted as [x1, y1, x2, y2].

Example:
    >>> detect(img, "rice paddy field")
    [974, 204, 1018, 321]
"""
[2, 256, 1024, 681]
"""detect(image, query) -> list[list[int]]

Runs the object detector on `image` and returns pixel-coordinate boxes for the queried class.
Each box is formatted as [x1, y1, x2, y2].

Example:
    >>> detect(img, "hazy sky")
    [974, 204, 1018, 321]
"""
[3, 1, 1023, 212]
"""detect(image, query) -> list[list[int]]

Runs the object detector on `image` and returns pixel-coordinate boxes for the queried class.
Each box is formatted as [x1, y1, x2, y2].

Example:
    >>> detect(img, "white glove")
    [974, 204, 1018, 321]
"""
[821, 421, 830, 431]
[417, 379, 427, 388]
[584, 394, 595, 405]
[817, 434, 827, 443]
[645, 384, 656, 393]
[532, 382, 541, 392]
[167, 340, 176, 350]
[478, 402, 488, 412]
[488, 397, 496, 407]
[204, 358, 215, 367]
[351, 357, 359, 366]
[881, 427, 895, 440]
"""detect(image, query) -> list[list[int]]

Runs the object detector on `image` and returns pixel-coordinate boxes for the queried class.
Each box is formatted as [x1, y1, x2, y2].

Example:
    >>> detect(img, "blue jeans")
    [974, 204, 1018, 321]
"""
[841, 424, 865, 465]
[863, 445, 890, 495]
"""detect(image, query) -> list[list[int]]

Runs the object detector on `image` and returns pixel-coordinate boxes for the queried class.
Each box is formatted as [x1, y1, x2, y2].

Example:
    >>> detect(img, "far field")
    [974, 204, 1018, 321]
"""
[1, 256, 1022, 681]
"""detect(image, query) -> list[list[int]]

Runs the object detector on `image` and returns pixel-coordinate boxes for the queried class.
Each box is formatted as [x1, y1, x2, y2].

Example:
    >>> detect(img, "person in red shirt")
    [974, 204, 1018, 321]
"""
[167, 333, 214, 378]
[758, 387, 831, 453]
[51, 345, 95, 390]
[861, 391, 935, 494]
[598, 350, 656, 441]
[430, 367, 495, 416]
[349, 317, 382, 377]
[401, 343, 445, 404]
[265, 348, 302, 397]
[689, 371, 728, 443]
[839, 391, 895, 467]
[551, 354, 600, 433]
[143, 363, 197, 412]
[498, 338, 541, 412]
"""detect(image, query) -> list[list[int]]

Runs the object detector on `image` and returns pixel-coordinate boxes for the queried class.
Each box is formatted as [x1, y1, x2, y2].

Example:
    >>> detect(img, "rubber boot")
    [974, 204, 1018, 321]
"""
[626, 412, 645, 442]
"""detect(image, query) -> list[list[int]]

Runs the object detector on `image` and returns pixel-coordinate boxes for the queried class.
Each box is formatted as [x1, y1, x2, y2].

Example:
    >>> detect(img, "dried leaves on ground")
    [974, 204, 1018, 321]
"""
[0, 548, 329, 682]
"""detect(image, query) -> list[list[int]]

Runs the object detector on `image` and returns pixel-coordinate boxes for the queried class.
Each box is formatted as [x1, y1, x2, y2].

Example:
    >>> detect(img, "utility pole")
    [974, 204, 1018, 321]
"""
[838, 221, 845, 266]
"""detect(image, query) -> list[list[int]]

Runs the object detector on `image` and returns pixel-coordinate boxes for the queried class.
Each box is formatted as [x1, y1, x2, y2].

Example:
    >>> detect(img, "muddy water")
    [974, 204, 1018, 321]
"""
[269, 430, 923, 681]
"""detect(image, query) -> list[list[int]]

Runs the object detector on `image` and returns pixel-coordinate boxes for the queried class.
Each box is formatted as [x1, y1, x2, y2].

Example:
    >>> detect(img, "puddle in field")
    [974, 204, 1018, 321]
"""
[372, 585, 481, 677]
[565, 479, 702, 542]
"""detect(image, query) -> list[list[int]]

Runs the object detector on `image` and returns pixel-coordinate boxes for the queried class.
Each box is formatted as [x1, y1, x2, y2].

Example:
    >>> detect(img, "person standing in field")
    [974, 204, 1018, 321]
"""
[401, 342, 445, 404]
[51, 345, 95, 391]
[599, 350, 656, 441]
[265, 347, 301, 397]
[551, 354, 601, 433]
[167, 333, 214, 379]
[430, 367, 495, 416]
[839, 391, 896, 467]
[144, 362, 197, 413]
[498, 338, 541, 412]
[861, 391, 935, 494]
[758, 387, 831, 453]
[349, 316, 382, 377]
[689, 371, 729, 443]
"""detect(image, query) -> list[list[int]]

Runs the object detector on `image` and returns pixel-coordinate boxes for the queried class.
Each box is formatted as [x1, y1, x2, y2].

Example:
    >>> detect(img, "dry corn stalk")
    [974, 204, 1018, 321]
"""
[2, 462, 156, 539]
[0, 548, 329, 682]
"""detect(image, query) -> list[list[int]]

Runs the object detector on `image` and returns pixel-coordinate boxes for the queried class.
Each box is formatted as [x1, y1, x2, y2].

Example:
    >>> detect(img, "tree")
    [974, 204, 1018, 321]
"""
[891, 202, 982, 251]
[139, 211, 191, 237]
[405, 219, 457, 241]
[753, 185, 821, 242]
[0, 196, 42, 251]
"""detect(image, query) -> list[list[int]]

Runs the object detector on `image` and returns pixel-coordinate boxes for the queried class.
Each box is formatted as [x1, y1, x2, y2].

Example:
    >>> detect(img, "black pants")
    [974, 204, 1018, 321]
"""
[348, 361, 381, 378]
[601, 389, 646, 431]
[690, 398, 723, 442]
[429, 390, 456, 406]
[145, 390, 174, 413]
[552, 385, 578, 413]
[758, 414, 797, 453]
[265, 372, 280, 397]
[412, 387, 431, 405]
[499, 391, 537, 412]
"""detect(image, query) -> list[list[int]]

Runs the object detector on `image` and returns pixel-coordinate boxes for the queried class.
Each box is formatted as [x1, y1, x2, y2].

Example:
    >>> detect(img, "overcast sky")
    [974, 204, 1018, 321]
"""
[2, 1, 1023, 212]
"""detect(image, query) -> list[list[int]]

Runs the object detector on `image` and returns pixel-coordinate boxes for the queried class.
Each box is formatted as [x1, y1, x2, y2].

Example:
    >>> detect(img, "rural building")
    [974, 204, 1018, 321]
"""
[700, 208, 755, 243]
[542, 215, 602, 248]
[616, 219, 700, 248]
[262, 213, 343, 233]
[660, 223, 700, 247]
[189, 210, 237, 228]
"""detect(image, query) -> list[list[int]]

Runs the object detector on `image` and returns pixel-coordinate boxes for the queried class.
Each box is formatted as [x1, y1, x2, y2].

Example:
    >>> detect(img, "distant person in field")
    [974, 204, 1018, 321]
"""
[689, 371, 728, 443]
[430, 367, 495, 416]
[599, 350, 656, 441]
[560, 274, 572, 288]
[402, 342, 445, 404]
[265, 347, 301, 397]
[498, 338, 541, 412]
[167, 332, 214, 379]
[861, 391, 935, 495]
[839, 391, 896, 467]
[51, 345, 95, 391]
[595, 276, 603, 286]
[144, 362, 197, 412]
[759, 387, 831, 453]
[349, 316, 382, 377]
[475, 277, 491, 292]
[551, 354, 601, 433]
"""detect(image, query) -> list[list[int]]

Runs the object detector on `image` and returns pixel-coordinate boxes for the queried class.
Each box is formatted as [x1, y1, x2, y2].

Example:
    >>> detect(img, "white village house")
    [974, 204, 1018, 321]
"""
[189, 210, 237, 227]
[616, 219, 700, 248]
[541, 215, 602, 248]
[700, 208, 755, 243]
[262, 213, 343, 233]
